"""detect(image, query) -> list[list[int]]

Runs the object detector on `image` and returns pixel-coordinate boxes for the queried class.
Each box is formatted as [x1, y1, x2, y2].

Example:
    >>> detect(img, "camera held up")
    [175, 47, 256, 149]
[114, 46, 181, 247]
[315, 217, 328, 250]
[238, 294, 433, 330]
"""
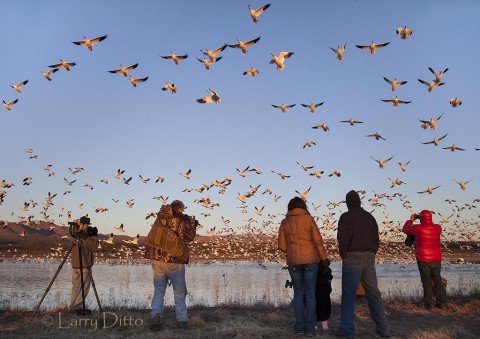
[68, 216, 97, 239]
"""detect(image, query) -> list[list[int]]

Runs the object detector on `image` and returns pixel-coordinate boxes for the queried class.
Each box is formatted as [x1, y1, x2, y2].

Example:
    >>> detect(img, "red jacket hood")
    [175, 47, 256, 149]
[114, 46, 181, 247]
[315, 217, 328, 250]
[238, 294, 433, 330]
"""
[419, 210, 433, 224]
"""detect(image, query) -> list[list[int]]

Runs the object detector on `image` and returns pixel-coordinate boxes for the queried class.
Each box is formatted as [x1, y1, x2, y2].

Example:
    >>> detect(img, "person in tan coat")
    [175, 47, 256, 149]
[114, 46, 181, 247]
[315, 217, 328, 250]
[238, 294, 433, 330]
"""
[278, 197, 329, 337]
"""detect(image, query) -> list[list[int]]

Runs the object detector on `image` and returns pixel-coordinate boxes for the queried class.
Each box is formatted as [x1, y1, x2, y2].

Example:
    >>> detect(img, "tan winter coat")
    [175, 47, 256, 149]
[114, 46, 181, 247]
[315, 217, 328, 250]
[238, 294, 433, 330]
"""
[71, 236, 98, 269]
[278, 208, 327, 265]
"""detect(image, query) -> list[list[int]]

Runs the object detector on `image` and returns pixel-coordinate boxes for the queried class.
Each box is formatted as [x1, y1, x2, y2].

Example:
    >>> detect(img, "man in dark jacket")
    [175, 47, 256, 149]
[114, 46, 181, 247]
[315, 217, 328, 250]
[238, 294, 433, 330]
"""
[70, 216, 99, 310]
[335, 190, 390, 339]
[403, 210, 447, 309]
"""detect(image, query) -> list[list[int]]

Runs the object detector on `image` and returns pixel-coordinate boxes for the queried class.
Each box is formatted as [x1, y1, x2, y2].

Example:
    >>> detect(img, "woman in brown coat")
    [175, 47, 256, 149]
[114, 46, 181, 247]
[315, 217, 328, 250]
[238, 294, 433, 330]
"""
[278, 197, 329, 337]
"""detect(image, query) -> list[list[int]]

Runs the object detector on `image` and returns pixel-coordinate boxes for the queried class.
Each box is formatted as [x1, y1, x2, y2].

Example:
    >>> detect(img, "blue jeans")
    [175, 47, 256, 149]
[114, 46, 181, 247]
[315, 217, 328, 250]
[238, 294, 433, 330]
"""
[288, 263, 319, 334]
[151, 260, 188, 322]
[340, 252, 389, 338]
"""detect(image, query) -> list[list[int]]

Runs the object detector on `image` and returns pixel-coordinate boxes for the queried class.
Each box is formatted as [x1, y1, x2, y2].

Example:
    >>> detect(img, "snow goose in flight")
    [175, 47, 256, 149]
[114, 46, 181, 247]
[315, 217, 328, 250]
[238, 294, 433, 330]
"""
[381, 96, 411, 107]
[419, 113, 443, 130]
[227, 36, 261, 53]
[162, 82, 177, 94]
[104, 233, 114, 244]
[128, 75, 149, 87]
[270, 52, 294, 70]
[113, 169, 125, 179]
[197, 89, 221, 104]
[272, 103, 295, 112]
[248, 3, 271, 23]
[295, 186, 312, 201]
[303, 141, 316, 149]
[449, 98, 462, 107]
[418, 78, 444, 92]
[296, 161, 314, 171]
[236, 166, 250, 177]
[328, 170, 341, 177]
[41, 68, 58, 81]
[396, 26, 413, 40]
[356, 41, 390, 54]
[2, 99, 18, 110]
[109, 63, 139, 77]
[340, 118, 363, 126]
[442, 144, 466, 152]
[330, 43, 347, 60]
[422, 133, 448, 146]
[301, 102, 324, 113]
[383, 77, 407, 92]
[389, 178, 406, 188]
[139, 175, 150, 184]
[417, 186, 441, 194]
[201, 44, 227, 62]
[371, 155, 394, 169]
[180, 169, 191, 179]
[453, 179, 472, 191]
[429, 67, 448, 84]
[271, 170, 290, 180]
[312, 123, 329, 131]
[10, 80, 28, 93]
[160, 51, 188, 65]
[398, 160, 410, 172]
[366, 132, 386, 141]
[48, 59, 76, 71]
[197, 56, 222, 70]
[123, 234, 140, 245]
[243, 67, 259, 77]
[309, 171, 324, 179]
[115, 223, 125, 232]
[72, 35, 107, 51]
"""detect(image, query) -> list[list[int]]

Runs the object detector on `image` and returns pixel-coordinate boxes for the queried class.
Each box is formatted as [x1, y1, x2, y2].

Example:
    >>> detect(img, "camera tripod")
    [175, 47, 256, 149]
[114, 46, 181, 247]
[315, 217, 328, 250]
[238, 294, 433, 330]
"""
[28, 238, 103, 324]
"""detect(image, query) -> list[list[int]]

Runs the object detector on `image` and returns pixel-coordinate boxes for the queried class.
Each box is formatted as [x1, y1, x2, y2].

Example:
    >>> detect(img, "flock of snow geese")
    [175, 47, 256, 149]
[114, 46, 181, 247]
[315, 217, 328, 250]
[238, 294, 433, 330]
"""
[1, 3, 479, 249]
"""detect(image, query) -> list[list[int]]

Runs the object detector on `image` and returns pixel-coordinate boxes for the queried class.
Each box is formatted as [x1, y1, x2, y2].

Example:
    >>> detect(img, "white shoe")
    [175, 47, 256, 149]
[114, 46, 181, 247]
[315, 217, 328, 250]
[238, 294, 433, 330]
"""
[321, 320, 329, 331]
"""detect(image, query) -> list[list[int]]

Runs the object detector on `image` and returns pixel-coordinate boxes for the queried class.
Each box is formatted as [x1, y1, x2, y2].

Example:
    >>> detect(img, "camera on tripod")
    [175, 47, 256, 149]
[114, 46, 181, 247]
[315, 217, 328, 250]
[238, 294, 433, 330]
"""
[69, 216, 98, 239]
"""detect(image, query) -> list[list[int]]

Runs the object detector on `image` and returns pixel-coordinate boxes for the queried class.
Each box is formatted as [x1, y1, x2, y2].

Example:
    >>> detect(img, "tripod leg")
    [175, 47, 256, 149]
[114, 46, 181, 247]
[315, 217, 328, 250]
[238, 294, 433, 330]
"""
[79, 241, 103, 313]
[27, 242, 75, 325]
[78, 241, 87, 315]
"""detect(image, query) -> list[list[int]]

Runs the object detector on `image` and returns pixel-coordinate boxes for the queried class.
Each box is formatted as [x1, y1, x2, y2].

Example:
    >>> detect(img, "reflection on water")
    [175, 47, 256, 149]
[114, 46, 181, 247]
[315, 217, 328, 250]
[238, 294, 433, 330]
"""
[0, 261, 477, 310]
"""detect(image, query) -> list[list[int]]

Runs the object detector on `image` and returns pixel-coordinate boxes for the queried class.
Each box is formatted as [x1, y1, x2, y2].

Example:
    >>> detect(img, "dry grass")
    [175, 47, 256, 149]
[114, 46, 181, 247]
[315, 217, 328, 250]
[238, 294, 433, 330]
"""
[1, 295, 479, 338]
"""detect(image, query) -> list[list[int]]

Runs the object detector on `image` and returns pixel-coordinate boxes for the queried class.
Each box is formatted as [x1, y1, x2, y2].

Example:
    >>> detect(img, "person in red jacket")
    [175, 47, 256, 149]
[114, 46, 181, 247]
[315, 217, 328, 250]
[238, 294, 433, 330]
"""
[402, 210, 447, 309]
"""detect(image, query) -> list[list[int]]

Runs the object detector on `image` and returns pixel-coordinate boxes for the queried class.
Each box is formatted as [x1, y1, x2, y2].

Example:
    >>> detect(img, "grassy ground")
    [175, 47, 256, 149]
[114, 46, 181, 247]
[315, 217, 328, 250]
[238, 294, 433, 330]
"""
[1, 294, 479, 338]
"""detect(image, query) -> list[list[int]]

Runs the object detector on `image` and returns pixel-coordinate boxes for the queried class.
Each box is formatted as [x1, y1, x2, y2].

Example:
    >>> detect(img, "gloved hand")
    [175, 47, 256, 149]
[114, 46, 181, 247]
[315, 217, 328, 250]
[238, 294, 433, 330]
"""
[319, 259, 330, 274]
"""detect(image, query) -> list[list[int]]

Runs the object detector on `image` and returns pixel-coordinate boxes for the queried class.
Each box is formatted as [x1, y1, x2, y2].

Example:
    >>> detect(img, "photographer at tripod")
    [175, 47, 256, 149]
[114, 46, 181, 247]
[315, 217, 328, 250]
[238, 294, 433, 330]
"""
[28, 215, 102, 324]
[69, 216, 99, 312]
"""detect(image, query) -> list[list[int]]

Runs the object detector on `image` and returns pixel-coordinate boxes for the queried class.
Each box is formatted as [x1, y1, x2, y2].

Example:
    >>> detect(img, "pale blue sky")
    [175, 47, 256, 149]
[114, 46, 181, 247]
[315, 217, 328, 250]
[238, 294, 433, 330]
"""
[1, 0, 479, 240]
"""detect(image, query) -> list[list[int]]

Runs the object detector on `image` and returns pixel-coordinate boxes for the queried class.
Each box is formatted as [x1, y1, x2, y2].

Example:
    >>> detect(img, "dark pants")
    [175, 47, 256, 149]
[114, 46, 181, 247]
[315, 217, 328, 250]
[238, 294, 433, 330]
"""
[417, 261, 447, 308]
[316, 283, 331, 321]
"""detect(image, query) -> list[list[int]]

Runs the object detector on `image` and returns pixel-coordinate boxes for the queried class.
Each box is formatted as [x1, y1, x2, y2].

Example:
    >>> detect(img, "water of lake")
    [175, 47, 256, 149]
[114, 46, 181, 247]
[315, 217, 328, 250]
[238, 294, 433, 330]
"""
[0, 261, 477, 311]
